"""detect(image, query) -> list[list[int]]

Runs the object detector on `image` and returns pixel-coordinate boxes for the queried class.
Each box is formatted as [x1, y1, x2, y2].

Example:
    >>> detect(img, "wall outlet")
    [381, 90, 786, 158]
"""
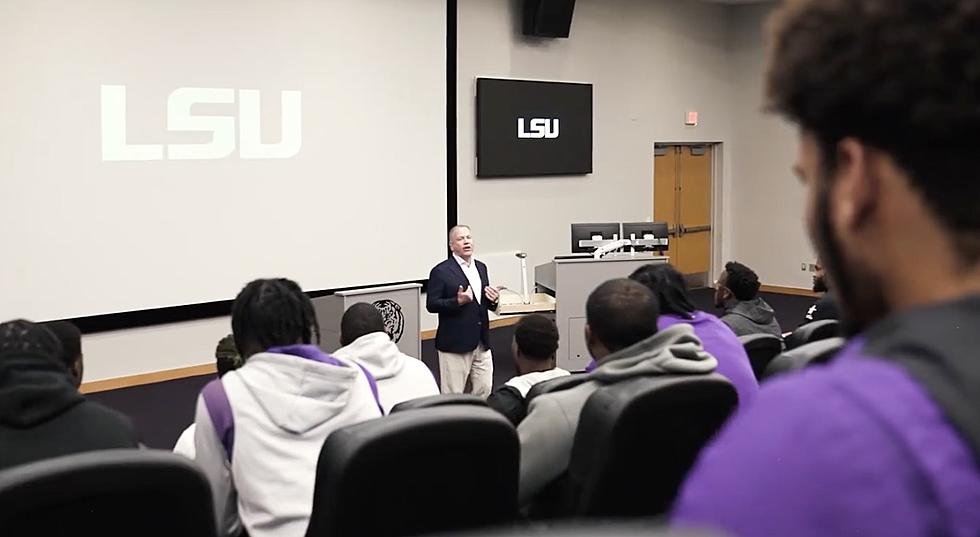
[801, 263, 807, 271]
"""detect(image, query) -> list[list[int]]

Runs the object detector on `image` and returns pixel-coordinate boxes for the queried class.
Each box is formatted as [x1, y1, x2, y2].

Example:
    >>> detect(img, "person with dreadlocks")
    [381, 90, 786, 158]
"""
[0, 319, 139, 470]
[173, 334, 243, 459]
[193, 278, 383, 537]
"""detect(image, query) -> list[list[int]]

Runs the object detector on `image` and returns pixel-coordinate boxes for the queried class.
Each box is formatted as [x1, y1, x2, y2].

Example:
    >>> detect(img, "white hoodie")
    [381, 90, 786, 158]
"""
[333, 332, 439, 413]
[194, 345, 382, 537]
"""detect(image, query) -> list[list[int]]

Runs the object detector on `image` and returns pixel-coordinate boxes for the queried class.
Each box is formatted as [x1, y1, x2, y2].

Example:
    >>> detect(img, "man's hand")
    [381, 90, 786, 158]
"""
[484, 286, 500, 303]
[457, 285, 474, 305]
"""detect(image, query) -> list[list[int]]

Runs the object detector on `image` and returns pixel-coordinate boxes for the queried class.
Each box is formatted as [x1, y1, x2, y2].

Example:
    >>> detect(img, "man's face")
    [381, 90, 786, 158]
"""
[812, 262, 828, 293]
[797, 132, 886, 332]
[450, 227, 474, 258]
[714, 271, 731, 308]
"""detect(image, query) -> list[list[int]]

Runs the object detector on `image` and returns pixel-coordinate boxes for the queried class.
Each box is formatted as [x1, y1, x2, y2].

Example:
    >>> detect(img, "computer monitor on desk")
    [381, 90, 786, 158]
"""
[571, 223, 621, 254]
[622, 221, 669, 252]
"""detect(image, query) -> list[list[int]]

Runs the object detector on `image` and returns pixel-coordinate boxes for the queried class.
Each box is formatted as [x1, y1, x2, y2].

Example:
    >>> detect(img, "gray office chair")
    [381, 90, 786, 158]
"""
[784, 319, 840, 350]
[763, 337, 846, 380]
[739, 334, 784, 380]
[389, 393, 488, 413]
[0, 449, 217, 537]
[306, 405, 518, 537]
[559, 374, 738, 518]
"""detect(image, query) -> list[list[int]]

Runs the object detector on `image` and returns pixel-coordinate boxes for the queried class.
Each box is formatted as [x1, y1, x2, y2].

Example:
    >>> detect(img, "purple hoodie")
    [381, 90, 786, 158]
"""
[585, 312, 759, 406]
[672, 338, 980, 537]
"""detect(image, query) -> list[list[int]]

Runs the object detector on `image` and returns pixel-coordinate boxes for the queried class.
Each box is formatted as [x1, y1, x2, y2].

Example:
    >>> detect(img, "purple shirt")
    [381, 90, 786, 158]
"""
[658, 312, 758, 406]
[672, 340, 980, 537]
[584, 311, 758, 406]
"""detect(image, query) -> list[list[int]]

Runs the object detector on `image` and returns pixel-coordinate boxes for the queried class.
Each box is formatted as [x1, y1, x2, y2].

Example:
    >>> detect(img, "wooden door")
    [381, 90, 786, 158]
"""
[653, 145, 713, 279]
[653, 145, 678, 261]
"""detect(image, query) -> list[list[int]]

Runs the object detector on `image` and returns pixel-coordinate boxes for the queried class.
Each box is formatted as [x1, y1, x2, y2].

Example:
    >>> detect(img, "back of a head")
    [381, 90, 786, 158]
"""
[629, 264, 697, 318]
[724, 262, 761, 301]
[231, 278, 320, 358]
[340, 303, 386, 347]
[0, 319, 63, 362]
[40, 321, 82, 370]
[514, 314, 559, 361]
[215, 334, 241, 377]
[586, 279, 660, 352]
[767, 0, 980, 266]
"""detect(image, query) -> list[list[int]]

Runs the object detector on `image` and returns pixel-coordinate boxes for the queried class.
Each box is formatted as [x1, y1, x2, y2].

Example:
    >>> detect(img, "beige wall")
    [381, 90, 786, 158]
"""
[82, 0, 814, 383]
[727, 4, 815, 287]
[456, 0, 738, 278]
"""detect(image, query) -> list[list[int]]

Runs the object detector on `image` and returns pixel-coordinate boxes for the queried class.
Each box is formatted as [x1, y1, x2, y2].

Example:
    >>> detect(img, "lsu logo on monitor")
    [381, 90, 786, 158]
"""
[100, 85, 302, 161]
[517, 117, 559, 139]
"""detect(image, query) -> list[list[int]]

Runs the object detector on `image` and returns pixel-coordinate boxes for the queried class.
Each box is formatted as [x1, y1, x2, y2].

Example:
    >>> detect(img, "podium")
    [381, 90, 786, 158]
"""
[535, 253, 668, 371]
[312, 283, 423, 358]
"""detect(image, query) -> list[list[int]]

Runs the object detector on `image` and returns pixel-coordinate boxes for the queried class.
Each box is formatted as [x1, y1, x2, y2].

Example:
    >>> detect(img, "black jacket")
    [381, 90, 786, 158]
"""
[426, 257, 497, 353]
[487, 386, 526, 426]
[802, 292, 841, 326]
[0, 350, 140, 471]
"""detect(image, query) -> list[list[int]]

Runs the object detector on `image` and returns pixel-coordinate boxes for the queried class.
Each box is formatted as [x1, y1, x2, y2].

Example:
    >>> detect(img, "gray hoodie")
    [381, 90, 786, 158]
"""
[517, 323, 718, 504]
[720, 297, 783, 338]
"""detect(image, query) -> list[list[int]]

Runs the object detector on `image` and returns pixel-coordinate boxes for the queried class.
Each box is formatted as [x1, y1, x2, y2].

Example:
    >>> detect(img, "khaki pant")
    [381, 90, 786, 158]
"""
[438, 345, 494, 398]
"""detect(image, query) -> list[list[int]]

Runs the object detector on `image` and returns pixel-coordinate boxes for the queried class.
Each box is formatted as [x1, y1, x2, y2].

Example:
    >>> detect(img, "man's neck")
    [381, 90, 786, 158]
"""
[519, 362, 557, 375]
[454, 252, 473, 265]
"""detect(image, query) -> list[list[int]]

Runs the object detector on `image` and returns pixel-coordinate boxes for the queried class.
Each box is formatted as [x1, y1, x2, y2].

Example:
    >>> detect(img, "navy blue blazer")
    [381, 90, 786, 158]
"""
[426, 257, 498, 353]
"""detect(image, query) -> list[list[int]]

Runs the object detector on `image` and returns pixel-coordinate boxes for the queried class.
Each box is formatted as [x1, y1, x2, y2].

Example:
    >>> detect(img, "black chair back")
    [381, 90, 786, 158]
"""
[525, 373, 590, 405]
[738, 334, 784, 380]
[564, 374, 738, 518]
[305, 406, 518, 537]
[0, 449, 216, 537]
[784, 319, 840, 350]
[764, 337, 846, 380]
[390, 394, 488, 413]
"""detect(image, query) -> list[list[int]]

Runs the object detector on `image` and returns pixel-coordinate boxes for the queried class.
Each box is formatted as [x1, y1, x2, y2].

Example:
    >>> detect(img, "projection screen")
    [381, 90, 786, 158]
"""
[0, 0, 447, 321]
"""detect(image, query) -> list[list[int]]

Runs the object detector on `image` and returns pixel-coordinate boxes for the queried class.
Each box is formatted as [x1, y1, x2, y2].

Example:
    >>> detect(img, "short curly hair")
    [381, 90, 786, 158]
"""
[724, 262, 761, 302]
[767, 0, 980, 262]
[514, 314, 559, 361]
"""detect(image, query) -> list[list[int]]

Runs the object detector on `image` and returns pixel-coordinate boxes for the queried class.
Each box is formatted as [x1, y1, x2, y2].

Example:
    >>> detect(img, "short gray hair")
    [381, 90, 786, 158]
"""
[448, 225, 471, 241]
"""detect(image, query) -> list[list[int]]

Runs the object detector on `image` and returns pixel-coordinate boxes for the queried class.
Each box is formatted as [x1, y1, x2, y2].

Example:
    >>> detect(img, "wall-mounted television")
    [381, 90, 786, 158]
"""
[476, 78, 593, 178]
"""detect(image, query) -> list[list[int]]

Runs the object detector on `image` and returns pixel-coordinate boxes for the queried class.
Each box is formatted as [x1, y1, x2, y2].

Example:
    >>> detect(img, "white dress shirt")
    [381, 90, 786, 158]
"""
[453, 253, 482, 304]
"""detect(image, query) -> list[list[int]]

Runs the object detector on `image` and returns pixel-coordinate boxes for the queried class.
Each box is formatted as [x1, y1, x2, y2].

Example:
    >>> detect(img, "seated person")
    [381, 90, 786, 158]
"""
[715, 261, 783, 338]
[802, 261, 840, 325]
[631, 263, 758, 405]
[517, 279, 717, 505]
[42, 320, 86, 388]
[174, 334, 241, 458]
[487, 314, 569, 425]
[333, 302, 438, 413]
[0, 320, 139, 471]
[193, 279, 383, 537]
[672, 2, 980, 535]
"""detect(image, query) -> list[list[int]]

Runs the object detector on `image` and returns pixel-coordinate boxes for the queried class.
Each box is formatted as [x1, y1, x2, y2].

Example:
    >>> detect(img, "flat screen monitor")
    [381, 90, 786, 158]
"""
[477, 78, 593, 177]
[571, 223, 621, 253]
[621, 221, 669, 251]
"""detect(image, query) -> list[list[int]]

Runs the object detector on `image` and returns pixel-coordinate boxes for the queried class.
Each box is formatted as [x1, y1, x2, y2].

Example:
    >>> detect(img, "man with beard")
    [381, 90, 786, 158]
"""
[672, 1, 980, 536]
[801, 261, 839, 325]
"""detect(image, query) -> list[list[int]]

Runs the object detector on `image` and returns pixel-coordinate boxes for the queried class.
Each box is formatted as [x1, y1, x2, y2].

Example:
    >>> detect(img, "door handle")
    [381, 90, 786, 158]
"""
[684, 225, 712, 234]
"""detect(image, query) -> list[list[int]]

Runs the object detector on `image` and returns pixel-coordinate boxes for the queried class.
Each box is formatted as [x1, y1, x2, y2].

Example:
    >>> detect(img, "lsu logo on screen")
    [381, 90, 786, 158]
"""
[100, 85, 302, 161]
[517, 117, 559, 139]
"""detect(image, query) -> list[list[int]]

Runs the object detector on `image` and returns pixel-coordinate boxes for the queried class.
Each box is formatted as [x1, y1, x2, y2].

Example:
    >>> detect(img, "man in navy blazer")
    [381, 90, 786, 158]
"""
[426, 225, 499, 396]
